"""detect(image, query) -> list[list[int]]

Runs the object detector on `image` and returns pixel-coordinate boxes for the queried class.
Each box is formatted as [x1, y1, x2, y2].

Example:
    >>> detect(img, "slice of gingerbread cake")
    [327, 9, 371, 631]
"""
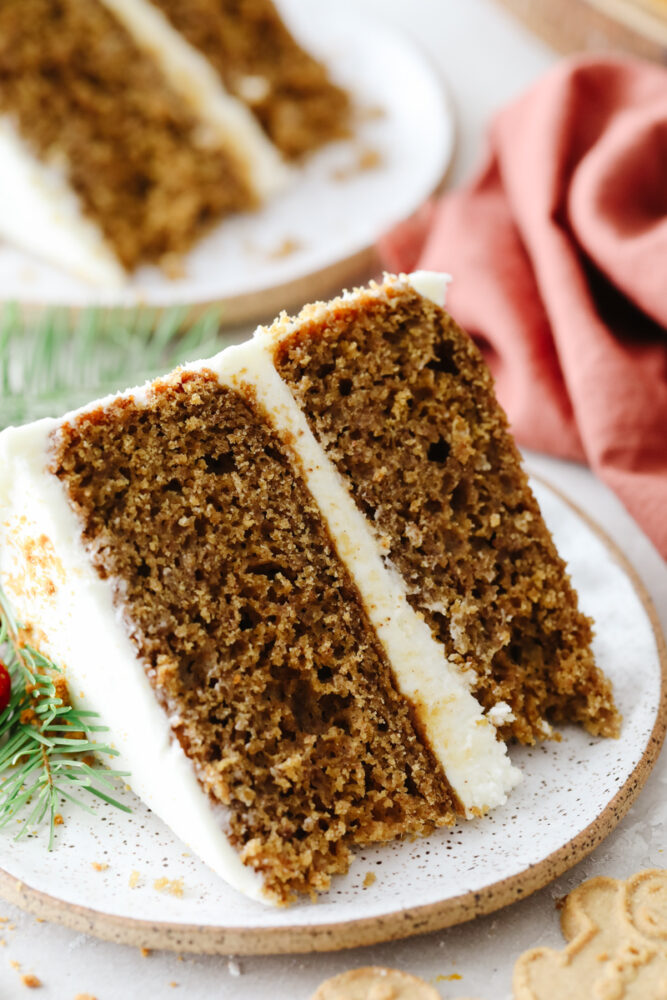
[0, 273, 619, 905]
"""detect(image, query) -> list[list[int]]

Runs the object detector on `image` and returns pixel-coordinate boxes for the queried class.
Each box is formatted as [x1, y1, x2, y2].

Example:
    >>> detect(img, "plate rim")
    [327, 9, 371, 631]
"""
[0, 476, 664, 955]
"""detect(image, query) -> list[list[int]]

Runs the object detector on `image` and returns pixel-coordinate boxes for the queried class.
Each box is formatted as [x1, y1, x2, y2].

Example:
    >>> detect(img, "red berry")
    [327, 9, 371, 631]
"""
[0, 661, 10, 713]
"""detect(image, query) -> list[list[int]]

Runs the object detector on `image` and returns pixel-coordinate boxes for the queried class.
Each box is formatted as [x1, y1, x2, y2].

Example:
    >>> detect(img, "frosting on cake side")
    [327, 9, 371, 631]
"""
[0, 417, 266, 903]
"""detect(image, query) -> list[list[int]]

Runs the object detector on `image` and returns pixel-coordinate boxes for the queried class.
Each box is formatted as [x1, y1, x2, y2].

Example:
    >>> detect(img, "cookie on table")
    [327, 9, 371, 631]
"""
[310, 966, 442, 999]
[513, 869, 667, 999]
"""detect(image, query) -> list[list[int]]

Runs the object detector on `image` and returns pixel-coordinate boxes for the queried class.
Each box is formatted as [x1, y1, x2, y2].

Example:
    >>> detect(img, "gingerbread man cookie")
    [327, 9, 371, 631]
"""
[310, 966, 441, 1000]
[513, 869, 667, 999]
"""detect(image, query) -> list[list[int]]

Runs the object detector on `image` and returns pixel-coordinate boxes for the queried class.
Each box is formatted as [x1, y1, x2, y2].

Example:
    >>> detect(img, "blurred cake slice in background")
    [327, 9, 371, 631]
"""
[0, 0, 350, 285]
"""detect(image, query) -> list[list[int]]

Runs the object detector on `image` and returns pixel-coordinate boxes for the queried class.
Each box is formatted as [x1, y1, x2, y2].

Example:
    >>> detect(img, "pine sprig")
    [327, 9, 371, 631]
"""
[0, 303, 224, 428]
[0, 586, 130, 848]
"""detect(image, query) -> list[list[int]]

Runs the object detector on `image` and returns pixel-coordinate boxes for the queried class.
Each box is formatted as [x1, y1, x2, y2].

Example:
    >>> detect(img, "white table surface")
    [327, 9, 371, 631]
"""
[2, 2, 665, 998]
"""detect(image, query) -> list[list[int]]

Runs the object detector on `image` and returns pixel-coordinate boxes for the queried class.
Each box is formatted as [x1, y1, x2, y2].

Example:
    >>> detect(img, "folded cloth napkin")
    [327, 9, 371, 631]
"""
[379, 56, 667, 559]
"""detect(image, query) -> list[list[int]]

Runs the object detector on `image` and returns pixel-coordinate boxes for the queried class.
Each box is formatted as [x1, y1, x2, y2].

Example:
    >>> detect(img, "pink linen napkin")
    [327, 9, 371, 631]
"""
[379, 56, 667, 558]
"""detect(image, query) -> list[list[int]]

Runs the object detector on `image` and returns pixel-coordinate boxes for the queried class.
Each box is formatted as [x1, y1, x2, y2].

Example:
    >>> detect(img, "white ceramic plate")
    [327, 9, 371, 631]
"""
[0, 0, 455, 320]
[0, 478, 664, 955]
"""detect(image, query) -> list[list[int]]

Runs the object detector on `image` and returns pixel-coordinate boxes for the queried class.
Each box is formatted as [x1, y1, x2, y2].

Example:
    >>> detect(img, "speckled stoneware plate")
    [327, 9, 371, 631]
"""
[0, 0, 455, 324]
[0, 477, 665, 955]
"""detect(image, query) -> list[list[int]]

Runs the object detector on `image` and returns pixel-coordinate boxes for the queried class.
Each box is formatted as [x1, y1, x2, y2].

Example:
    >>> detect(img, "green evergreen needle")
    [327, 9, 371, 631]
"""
[0, 302, 225, 429]
[0, 583, 131, 847]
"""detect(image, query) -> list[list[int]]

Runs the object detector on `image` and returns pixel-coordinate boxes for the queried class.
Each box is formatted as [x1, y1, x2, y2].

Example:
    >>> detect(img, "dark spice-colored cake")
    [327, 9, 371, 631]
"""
[0, 273, 619, 905]
[0, 0, 256, 271]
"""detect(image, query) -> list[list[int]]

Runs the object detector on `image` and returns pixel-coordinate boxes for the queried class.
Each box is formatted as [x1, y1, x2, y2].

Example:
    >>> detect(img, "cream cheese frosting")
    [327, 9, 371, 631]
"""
[0, 273, 521, 903]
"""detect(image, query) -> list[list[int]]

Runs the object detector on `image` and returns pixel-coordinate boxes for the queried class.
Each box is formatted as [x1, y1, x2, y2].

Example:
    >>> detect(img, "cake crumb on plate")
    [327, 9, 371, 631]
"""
[153, 877, 184, 897]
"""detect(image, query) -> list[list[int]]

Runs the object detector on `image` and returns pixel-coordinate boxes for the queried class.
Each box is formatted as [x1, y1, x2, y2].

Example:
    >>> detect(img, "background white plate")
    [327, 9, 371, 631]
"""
[0, 477, 664, 954]
[0, 0, 455, 320]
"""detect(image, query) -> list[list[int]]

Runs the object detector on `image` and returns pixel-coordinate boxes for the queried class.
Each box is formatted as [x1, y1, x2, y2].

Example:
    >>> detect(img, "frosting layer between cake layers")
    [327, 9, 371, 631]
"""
[0, 273, 520, 903]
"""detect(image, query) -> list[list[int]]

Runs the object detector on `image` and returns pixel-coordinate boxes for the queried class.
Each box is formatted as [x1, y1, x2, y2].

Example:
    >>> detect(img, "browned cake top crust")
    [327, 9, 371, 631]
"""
[0, 0, 255, 270]
[149, 0, 351, 158]
[50, 372, 456, 903]
[273, 285, 621, 744]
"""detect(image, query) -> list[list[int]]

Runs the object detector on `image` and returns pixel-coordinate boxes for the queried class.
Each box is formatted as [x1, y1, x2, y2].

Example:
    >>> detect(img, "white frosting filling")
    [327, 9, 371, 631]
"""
[403, 270, 452, 306]
[0, 118, 124, 287]
[0, 273, 520, 902]
[100, 0, 289, 199]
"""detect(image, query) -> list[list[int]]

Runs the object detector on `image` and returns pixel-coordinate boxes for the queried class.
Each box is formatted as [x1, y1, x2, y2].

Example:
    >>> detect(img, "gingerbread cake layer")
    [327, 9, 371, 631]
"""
[148, 0, 351, 157]
[49, 372, 457, 903]
[0, 273, 616, 904]
[272, 282, 621, 743]
[0, 0, 255, 270]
